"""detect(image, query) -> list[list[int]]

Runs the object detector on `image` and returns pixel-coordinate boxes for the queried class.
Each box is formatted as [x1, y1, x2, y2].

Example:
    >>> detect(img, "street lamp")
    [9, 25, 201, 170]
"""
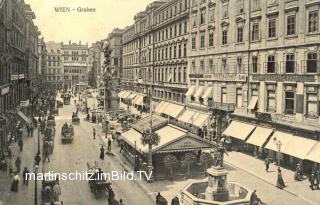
[273, 137, 282, 170]
[34, 164, 39, 205]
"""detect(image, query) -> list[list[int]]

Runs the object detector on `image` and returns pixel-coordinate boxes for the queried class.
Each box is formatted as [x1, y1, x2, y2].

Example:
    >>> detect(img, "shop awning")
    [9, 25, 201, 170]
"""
[127, 93, 137, 100]
[121, 128, 144, 152]
[194, 86, 204, 98]
[155, 101, 165, 113]
[223, 121, 256, 141]
[246, 127, 273, 147]
[134, 96, 144, 106]
[118, 91, 126, 98]
[178, 110, 197, 124]
[162, 103, 184, 118]
[264, 131, 318, 159]
[185, 86, 196, 96]
[203, 87, 213, 99]
[248, 96, 258, 110]
[155, 101, 170, 114]
[306, 143, 320, 163]
[192, 113, 210, 128]
[121, 91, 131, 99]
[17, 111, 31, 124]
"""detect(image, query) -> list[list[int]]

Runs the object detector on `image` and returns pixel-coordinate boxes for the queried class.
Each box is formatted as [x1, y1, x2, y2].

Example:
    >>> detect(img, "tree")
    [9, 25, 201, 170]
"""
[141, 129, 160, 182]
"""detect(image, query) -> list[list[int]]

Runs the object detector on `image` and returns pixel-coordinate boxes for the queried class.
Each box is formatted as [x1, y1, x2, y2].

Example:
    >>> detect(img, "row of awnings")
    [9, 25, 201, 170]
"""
[223, 121, 320, 163]
[178, 110, 210, 128]
[118, 91, 145, 105]
[154, 101, 185, 118]
[185, 86, 213, 99]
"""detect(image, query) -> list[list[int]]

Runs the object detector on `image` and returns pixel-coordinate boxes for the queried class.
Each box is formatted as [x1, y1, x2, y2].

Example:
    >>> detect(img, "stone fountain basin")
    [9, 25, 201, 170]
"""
[181, 181, 253, 205]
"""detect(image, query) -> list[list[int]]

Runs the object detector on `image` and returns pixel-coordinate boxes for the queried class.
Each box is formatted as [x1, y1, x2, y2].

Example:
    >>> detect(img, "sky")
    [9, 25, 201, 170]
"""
[25, 0, 155, 45]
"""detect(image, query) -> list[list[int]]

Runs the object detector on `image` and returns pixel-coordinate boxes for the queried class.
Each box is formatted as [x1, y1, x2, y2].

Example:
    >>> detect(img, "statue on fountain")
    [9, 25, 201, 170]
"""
[211, 142, 228, 168]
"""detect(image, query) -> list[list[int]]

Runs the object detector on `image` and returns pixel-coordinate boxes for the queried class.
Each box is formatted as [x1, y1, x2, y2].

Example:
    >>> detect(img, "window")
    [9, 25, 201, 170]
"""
[268, 18, 277, 38]
[222, 30, 228, 45]
[236, 88, 243, 108]
[208, 30, 214, 47]
[237, 0, 244, 14]
[267, 55, 275, 73]
[266, 88, 276, 112]
[222, 58, 227, 72]
[200, 31, 205, 48]
[237, 57, 242, 73]
[209, 59, 214, 73]
[178, 45, 182, 58]
[179, 23, 182, 35]
[192, 33, 196, 50]
[306, 87, 318, 118]
[191, 61, 196, 74]
[285, 54, 295, 73]
[309, 10, 319, 33]
[184, 21, 188, 33]
[287, 15, 296, 36]
[200, 9, 206, 24]
[307, 53, 318, 73]
[200, 61, 204, 74]
[251, 21, 260, 41]
[285, 86, 295, 115]
[222, 4, 228, 18]
[237, 27, 243, 43]
[183, 43, 187, 57]
[221, 87, 227, 103]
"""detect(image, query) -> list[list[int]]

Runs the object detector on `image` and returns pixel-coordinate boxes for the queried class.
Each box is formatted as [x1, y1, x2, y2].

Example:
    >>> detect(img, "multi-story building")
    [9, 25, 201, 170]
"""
[185, 0, 320, 170]
[88, 42, 103, 88]
[24, 4, 40, 95]
[0, 0, 41, 158]
[44, 41, 63, 89]
[37, 37, 47, 89]
[122, 0, 190, 110]
[62, 41, 89, 90]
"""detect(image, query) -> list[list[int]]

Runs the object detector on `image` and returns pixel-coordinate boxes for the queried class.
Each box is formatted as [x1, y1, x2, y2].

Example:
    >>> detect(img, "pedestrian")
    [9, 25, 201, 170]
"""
[315, 170, 320, 190]
[100, 145, 105, 160]
[10, 172, 20, 192]
[30, 125, 34, 137]
[119, 199, 125, 205]
[108, 138, 112, 151]
[108, 188, 115, 204]
[309, 172, 316, 190]
[171, 196, 180, 205]
[120, 140, 124, 153]
[52, 182, 61, 202]
[265, 158, 269, 172]
[22, 167, 30, 186]
[15, 157, 21, 173]
[276, 168, 285, 189]
[93, 127, 96, 140]
[18, 138, 23, 151]
[34, 152, 41, 166]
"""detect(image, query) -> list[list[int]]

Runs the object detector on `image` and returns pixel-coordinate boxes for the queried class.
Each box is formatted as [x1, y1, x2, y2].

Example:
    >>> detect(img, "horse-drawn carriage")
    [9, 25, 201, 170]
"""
[72, 114, 80, 124]
[43, 126, 55, 155]
[41, 179, 62, 205]
[61, 123, 74, 144]
[87, 161, 112, 199]
[56, 100, 63, 108]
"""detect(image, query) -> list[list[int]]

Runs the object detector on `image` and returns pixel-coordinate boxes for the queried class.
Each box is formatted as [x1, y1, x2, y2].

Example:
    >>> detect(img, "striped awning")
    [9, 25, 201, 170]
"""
[185, 86, 196, 96]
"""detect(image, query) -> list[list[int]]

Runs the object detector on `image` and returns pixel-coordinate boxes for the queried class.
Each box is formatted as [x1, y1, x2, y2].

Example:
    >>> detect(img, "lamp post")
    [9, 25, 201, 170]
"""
[34, 164, 39, 205]
[273, 137, 282, 170]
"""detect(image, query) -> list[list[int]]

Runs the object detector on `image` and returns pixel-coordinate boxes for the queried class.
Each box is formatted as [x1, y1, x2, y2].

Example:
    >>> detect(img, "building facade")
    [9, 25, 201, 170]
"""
[122, 0, 190, 109]
[62, 41, 89, 90]
[44, 41, 63, 89]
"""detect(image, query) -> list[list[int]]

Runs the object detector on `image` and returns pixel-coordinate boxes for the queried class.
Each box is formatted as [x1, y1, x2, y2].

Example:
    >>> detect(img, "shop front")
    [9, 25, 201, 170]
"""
[121, 124, 215, 181]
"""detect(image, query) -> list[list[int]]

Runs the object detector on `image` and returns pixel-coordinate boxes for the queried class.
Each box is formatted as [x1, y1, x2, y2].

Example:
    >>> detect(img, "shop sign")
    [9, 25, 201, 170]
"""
[1, 87, 9, 95]
[160, 137, 210, 152]
[10, 75, 18, 81]
[18, 74, 25, 79]
[189, 74, 204, 78]
[252, 74, 315, 82]
[203, 73, 247, 82]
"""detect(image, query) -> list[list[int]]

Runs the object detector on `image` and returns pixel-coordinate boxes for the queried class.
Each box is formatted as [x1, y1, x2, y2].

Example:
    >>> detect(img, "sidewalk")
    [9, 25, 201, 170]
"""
[0, 127, 42, 205]
[225, 151, 319, 205]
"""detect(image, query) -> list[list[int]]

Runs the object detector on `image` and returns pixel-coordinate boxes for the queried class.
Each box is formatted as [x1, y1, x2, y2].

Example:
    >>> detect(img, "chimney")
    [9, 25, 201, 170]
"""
[79, 41, 81, 45]
[69, 40, 71, 45]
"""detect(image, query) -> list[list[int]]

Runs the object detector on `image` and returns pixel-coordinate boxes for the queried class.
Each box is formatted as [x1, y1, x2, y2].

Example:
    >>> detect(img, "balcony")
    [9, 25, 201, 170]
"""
[208, 101, 235, 112]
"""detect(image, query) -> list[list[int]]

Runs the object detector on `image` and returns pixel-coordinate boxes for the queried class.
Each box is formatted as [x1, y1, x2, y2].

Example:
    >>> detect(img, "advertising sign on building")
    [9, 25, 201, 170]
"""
[10, 75, 18, 81]
[1, 87, 9, 95]
[203, 73, 247, 82]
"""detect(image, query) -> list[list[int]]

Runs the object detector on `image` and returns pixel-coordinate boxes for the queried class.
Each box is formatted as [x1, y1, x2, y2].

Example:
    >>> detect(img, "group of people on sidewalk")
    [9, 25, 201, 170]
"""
[156, 192, 180, 205]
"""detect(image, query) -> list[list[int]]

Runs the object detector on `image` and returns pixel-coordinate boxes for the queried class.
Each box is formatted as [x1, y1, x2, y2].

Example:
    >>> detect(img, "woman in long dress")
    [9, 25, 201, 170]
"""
[10, 173, 20, 192]
[276, 169, 285, 189]
[100, 146, 105, 160]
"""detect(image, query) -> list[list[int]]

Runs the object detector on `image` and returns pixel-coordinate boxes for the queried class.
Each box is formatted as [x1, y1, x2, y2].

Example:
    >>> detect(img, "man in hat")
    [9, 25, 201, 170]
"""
[22, 167, 30, 186]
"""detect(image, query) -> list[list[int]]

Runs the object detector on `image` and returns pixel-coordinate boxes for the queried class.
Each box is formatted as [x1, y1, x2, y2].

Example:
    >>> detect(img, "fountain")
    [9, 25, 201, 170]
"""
[181, 145, 253, 205]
